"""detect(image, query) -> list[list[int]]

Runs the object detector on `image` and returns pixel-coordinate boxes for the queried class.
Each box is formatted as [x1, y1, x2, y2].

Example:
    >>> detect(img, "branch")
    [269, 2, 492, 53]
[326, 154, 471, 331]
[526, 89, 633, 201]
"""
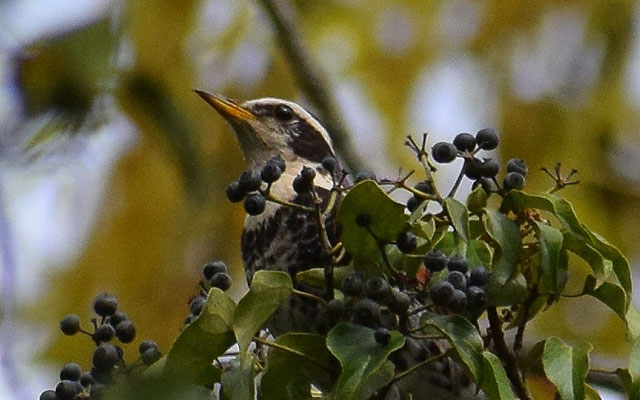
[255, 0, 364, 171]
[487, 307, 531, 400]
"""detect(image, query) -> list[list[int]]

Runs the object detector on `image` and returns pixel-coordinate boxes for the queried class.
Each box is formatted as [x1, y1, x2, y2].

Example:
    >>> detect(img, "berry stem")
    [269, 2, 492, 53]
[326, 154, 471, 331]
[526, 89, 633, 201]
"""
[487, 307, 531, 400]
[253, 336, 330, 370]
[263, 192, 315, 213]
[446, 164, 466, 198]
[405, 134, 444, 201]
[291, 289, 327, 305]
[513, 285, 538, 354]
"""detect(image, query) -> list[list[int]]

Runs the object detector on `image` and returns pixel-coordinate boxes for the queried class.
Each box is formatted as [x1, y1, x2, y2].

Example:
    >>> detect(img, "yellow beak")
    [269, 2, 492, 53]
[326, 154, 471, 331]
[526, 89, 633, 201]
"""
[194, 90, 256, 122]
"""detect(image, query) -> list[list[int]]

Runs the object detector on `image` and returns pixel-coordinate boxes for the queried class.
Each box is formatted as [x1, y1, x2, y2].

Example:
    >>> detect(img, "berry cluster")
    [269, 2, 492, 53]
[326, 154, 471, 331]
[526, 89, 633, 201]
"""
[41, 294, 161, 400]
[430, 129, 529, 194]
[185, 261, 233, 324]
[226, 155, 286, 215]
[425, 250, 490, 315]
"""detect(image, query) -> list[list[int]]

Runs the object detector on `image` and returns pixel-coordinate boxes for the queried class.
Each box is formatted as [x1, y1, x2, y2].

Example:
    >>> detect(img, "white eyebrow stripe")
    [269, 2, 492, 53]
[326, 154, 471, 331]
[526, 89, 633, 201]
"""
[241, 97, 335, 153]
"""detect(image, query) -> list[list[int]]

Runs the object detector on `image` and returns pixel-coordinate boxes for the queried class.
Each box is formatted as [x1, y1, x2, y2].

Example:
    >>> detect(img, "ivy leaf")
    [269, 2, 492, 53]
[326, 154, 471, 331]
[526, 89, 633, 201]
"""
[232, 270, 293, 355]
[444, 198, 470, 242]
[221, 358, 255, 400]
[337, 181, 408, 263]
[485, 209, 521, 285]
[627, 306, 640, 341]
[479, 351, 517, 400]
[326, 323, 404, 400]
[485, 273, 528, 307]
[542, 337, 592, 400]
[533, 222, 564, 297]
[584, 229, 632, 305]
[467, 185, 489, 214]
[563, 233, 612, 288]
[420, 314, 483, 382]
[161, 288, 236, 385]
[260, 333, 335, 399]
[582, 276, 627, 323]
[297, 266, 353, 287]
[466, 239, 492, 269]
[435, 231, 467, 256]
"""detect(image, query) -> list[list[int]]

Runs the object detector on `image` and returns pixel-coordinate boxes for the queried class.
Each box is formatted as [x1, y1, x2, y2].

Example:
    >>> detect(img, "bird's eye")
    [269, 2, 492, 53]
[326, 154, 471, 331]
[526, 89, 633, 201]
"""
[274, 105, 294, 121]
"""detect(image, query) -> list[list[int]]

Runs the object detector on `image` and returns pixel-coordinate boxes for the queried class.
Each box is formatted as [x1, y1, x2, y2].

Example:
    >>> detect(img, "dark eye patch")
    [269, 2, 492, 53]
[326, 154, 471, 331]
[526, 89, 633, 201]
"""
[274, 104, 294, 121]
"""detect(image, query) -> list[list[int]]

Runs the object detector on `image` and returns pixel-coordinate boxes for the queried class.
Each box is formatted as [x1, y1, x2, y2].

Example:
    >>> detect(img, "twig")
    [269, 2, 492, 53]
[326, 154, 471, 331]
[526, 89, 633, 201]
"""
[405, 134, 443, 201]
[487, 307, 531, 400]
[255, 0, 364, 171]
[514, 285, 538, 354]
[253, 336, 329, 370]
[446, 165, 466, 198]
[264, 191, 315, 213]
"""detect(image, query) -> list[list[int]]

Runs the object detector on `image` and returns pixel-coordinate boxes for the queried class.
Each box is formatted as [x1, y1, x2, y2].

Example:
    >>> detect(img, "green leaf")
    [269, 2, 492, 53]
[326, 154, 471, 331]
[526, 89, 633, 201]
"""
[326, 323, 404, 400]
[221, 358, 255, 400]
[584, 229, 632, 304]
[563, 233, 612, 288]
[337, 181, 408, 263]
[466, 239, 492, 269]
[162, 288, 236, 385]
[467, 185, 489, 214]
[485, 209, 521, 284]
[582, 277, 627, 322]
[627, 306, 640, 341]
[533, 222, 564, 296]
[420, 314, 483, 382]
[485, 274, 528, 307]
[584, 384, 602, 400]
[479, 351, 517, 400]
[260, 333, 335, 399]
[629, 340, 640, 379]
[387, 247, 424, 277]
[296, 266, 353, 287]
[542, 337, 592, 400]
[434, 231, 467, 256]
[444, 198, 470, 242]
[233, 270, 293, 355]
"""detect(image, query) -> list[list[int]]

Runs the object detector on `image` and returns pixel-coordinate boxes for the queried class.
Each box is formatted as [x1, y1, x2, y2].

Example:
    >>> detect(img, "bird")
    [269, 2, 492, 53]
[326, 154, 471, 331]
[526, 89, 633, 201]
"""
[195, 91, 484, 400]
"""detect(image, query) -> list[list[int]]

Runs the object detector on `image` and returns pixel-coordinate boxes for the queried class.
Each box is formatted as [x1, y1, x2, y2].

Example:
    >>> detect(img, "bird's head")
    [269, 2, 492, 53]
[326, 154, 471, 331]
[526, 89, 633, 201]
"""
[195, 90, 337, 171]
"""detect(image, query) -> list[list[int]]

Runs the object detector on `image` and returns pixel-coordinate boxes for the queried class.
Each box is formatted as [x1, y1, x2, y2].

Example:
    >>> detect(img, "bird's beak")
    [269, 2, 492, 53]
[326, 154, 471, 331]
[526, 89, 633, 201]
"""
[194, 90, 256, 122]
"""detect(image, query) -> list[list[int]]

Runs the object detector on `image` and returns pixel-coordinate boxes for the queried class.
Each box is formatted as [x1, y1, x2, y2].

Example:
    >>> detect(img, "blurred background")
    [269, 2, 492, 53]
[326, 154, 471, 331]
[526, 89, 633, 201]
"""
[0, 0, 639, 398]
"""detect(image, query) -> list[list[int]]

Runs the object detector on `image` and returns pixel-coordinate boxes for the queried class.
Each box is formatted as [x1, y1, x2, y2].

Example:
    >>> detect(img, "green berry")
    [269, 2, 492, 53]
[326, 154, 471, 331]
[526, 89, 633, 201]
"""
[447, 271, 467, 290]
[211, 272, 233, 291]
[342, 273, 364, 296]
[503, 172, 525, 191]
[244, 193, 266, 215]
[59, 362, 82, 381]
[475, 128, 499, 150]
[453, 132, 476, 152]
[116, 320, 136, 343]
[447, 254, 469, 274]
[60, 314, 81, 336]
[93, 293, 118, 317]
[431, 142, 457, 163]
[396, 231, 417, 253]
[93, 324, 115, 343]
[226, 181, 245, 203]
[424, 250, 448, 272]
[374, 327, 391, 345]
[506, 158, 528, 176]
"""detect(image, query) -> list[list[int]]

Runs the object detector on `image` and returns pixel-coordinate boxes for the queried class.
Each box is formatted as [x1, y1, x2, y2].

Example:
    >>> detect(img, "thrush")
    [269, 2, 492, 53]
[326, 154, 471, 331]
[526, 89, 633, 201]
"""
[196, 91, 484, 400]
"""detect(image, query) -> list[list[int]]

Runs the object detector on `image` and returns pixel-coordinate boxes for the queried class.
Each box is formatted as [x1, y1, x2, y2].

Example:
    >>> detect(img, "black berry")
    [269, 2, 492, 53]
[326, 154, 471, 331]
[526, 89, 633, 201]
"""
[322, 156, 337, 173]
[39, 390, 57, 400]
[389, 291, 411, 315]
[449, 289, 467, 313]
[463, 157, 482, 180]
[90, 383, 107, 399]
[355, 170, 377, 182]
[139, 340, 158, 355]
[226, 181, 245, 203]
[59, 363, 82, 381]
[470, 267, 490, 287]
[467, 286, 487, 310]
[342, 273, 364, 296]
[55, 380, 79, 400]
[503, 172, 525, 191]
[478, 158, 500, 178]
[93, 344, 119, 370]
[80, 373, 94, 387]
[293, 172, 314, 193]
[473, 177, 494, 193]
[238, 170, 262, 193]
[260, 161, 282, 183]
[352, 299, 381, 327]
[116, 320, 136, 343]
[447, 254, 469, 274]
[108, 311, 128, 328]
[93, 324, 115, 343]
[270, 155, 286, 172]
[414, 181, 434, 196]
[190, 296, 206, 316]
[476, 128, 499, 150]
[244, 192, 266, 215]
[374, 327, 391, 345]
[326, 299, 345, 320]
[396, 231, 417, 253]
[406, 196, 421, 212]
[211, 272, 233, 291]
[431, 281, 454, 306]
[447, 270, 467, 290]
[203, 261, 227, 280]
[93, 293, 118, 317]
[506, 158, 528, 176]
[365, 277, 390, 301]
[453, 132, 476, 152]
[141, 347, 162, 366]
[60, 314, 81, 336]
[431, 142, 457, 163]
[424, 250, 448, 272]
